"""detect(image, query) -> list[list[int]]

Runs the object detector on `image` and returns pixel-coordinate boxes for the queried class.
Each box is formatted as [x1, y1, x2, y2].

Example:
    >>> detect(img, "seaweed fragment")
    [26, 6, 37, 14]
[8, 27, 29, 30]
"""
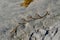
[28, 11, 49, 20]
[29, 32, 34, 40]
[45, 30, 49, 36]
[54, 28, 58, 36]
[10, 24, 20, 38]
[20, 0, 33, 7]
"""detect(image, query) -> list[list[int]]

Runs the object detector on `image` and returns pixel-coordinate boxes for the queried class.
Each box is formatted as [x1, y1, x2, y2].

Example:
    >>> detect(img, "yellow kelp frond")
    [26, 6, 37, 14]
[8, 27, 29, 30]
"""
[20, 0, 33, 7]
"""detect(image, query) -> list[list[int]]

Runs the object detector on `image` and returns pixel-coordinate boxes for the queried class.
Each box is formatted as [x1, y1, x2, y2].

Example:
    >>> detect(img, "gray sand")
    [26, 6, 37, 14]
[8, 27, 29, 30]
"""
[0, 0, 60, 40]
